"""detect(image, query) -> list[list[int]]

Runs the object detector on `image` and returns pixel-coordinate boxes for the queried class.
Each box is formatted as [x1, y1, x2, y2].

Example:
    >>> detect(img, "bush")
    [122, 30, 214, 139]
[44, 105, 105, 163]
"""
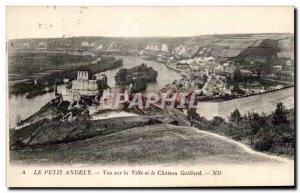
[211, 116, 226, 126]
[230, 109, 242, 123]
[189, 105, 294, 157]
[254, 137, 273, 151]
[272, 102, 289, 125]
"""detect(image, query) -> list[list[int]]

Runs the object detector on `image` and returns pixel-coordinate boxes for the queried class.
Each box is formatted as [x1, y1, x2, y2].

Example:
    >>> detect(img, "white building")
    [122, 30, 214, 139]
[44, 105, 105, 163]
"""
[145, 43, 169, 52]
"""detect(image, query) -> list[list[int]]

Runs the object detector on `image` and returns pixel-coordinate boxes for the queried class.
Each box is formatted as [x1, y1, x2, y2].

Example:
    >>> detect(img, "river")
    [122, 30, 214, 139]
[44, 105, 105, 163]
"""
[99, 56, 182, 92]
[8, 55, 181, 128]
[8, 85, 65, 129]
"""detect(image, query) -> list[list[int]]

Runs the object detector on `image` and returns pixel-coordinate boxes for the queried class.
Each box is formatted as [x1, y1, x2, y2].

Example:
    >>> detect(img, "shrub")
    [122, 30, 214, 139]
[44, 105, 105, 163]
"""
[272, 102, 289, 125]
[254, 137, 273, 151]
[230, 109, 242, 123]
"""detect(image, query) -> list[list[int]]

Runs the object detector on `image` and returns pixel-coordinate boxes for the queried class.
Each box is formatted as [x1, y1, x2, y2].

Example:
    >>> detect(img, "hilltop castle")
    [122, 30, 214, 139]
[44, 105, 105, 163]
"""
[62, 71, 107, 103]
[61, 70, 129, 111]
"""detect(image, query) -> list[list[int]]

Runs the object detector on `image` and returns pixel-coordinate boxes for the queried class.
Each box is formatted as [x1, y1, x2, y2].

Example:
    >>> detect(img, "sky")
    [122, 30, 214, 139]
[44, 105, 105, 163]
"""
[6, 6, 294, 39]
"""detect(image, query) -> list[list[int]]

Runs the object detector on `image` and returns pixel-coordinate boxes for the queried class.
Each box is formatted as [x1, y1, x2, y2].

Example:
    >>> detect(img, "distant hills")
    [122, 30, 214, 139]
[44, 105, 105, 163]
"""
[8, 33, 294, 63]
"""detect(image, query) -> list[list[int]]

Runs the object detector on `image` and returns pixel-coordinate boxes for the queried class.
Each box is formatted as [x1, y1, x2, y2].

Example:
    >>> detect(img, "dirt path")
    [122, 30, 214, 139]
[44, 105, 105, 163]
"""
[191, 127, 293, 164]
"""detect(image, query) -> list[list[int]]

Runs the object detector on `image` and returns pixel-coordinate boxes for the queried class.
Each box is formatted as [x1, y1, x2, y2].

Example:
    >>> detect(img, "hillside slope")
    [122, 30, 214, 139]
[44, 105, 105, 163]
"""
[10, 123, 285, 165]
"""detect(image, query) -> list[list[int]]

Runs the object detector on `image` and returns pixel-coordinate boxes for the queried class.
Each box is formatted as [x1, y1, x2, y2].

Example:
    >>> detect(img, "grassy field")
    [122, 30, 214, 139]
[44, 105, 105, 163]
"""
[10, 123, 281, 165]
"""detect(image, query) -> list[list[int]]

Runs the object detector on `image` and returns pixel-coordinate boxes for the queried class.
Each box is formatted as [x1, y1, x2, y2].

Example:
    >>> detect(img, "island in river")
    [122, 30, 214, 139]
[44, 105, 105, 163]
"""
[115, 63, 158, 92]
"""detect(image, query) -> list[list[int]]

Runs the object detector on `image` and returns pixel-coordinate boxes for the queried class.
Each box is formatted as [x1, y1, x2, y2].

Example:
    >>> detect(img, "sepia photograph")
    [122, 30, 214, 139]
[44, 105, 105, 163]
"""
[6, 6, 295, 187]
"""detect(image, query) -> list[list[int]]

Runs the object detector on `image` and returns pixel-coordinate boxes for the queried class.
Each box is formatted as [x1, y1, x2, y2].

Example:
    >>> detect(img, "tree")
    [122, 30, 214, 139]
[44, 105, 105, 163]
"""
[211, 116, 226, 126]
[115, 68, 128, 85]
[233, 68, 242, 82]
[246, 112, 262, 144]
[248, 60, 273, 79]
[96, 79, 108, 90]
[232, 82, 244, 94]
[272, 102, 289, 125]
[230, 109, 242, 123]
[132, 79, 147, 92]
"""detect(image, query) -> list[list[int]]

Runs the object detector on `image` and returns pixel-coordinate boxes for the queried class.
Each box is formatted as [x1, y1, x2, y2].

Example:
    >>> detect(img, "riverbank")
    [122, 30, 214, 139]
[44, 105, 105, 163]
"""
[196, 86, 294, 119]
[143, 56, 184, 73]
